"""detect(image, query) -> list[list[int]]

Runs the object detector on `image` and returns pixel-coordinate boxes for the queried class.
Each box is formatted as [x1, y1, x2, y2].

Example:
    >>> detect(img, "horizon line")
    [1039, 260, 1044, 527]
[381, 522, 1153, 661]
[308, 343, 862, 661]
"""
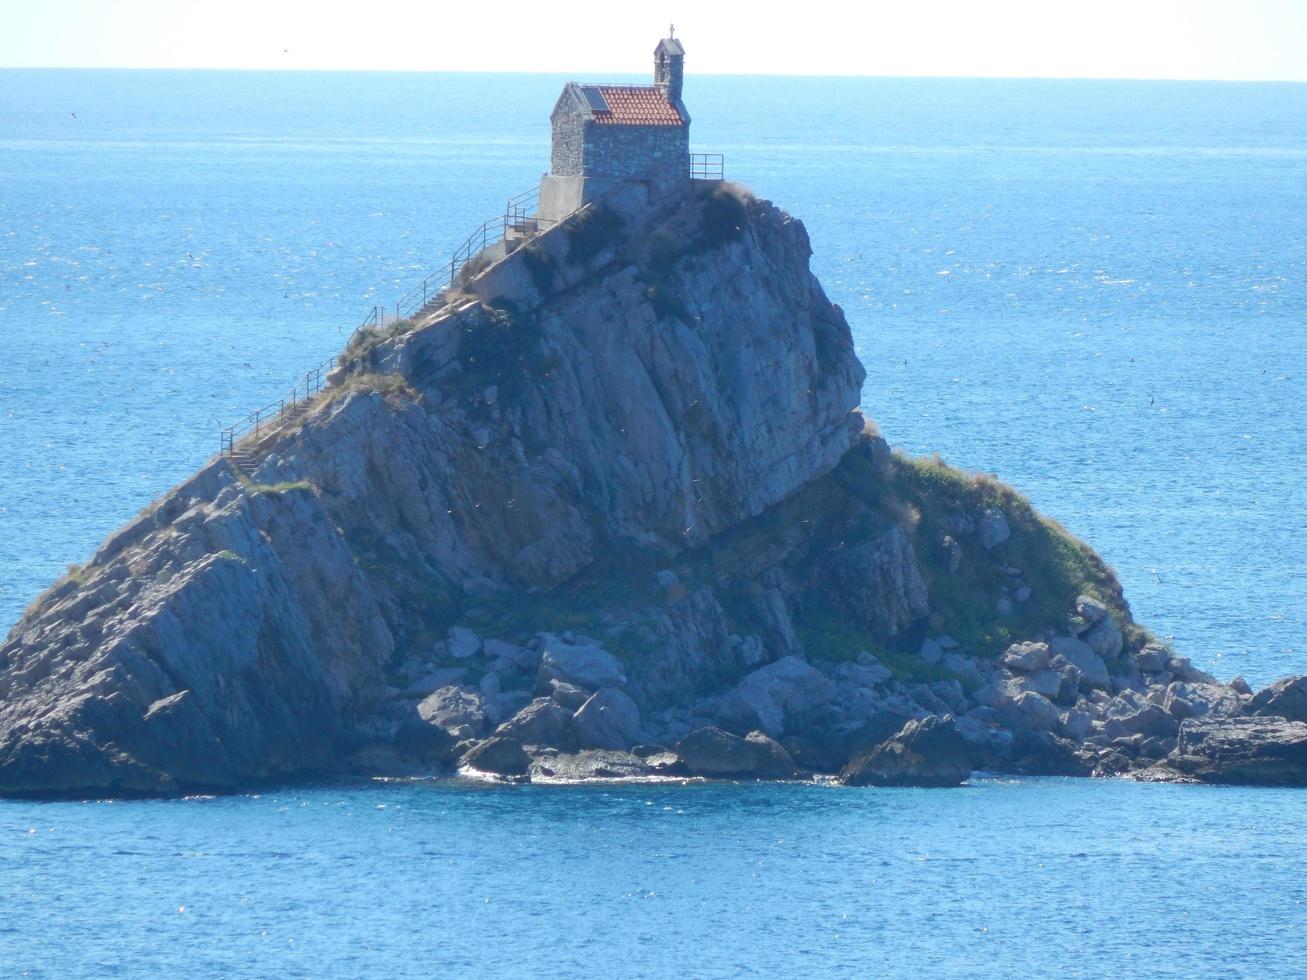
[3, 65, 1307, 84]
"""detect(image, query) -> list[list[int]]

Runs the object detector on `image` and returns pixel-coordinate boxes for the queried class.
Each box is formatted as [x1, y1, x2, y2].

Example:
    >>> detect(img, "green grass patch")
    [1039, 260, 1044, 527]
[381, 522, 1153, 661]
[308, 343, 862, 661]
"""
[335, 371, 420, 401]
[236, 474, 316, 497]
[797, 602, 961, 685]
[887, 452, 1132, 659]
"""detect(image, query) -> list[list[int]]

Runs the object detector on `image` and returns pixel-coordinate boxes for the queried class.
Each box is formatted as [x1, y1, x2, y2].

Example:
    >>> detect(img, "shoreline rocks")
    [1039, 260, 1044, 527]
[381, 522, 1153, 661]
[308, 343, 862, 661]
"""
[0, 180, 1301, 797]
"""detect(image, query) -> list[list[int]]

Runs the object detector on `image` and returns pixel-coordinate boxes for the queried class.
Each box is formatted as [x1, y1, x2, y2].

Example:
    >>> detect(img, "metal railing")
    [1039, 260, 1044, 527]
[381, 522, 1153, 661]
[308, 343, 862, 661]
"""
[221, 185, 556, 456]
[220, 305, 382, 455]
[690, 153, 725, 180]
[392, 187, 556, 321]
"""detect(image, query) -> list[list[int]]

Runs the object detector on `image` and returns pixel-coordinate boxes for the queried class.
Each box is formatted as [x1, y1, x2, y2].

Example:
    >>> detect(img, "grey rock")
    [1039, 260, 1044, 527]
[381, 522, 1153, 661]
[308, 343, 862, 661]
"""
[482, 689, 532, 726]
[1060, 708, 1094, 742]
[1074, 595, 1110, 624]
[461, 736, 530, 776]
[1135, 643, 1168, 674]
[839, 715, 973, 788]
[1249, 676, 1307, 723]
[495, 697, 577, 751]
[1082, 616, 1124, 660]
[978, 509, 1011, 549]
[1163, 681, 1246, 721]
[1003, 692, 1061, 733]
[573, 687, 643, 751]
[1167, 717, 1307, 786]
[537, 635, 626, 691]
[1101, 702, 1179, 741]
[832, 660, 892, 689]
[675, 727, 798, 779]
[1002, 641, 1051, 673]
[1050, 635, 1111, 691]
[547, 679, 590, 711]
[716, 655, 836, 738]
[818, 525, 929, 638]
[1009, 730, 1091, 776]
[417, 686, 488, 741]
[447, 626, 483, 660]
[1230, 676, 1253, 697]
[942, 652, 986, 687]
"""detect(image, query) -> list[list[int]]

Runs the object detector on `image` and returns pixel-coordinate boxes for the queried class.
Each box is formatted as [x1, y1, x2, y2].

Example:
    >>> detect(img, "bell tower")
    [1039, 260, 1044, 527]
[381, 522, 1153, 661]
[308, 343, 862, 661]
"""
[654, 29, 685, 105]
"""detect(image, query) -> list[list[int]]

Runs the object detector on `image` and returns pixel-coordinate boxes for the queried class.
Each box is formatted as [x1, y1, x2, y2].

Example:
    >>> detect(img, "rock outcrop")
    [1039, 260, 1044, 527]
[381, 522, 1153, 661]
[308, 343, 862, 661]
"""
[1, 179, 1302, 796]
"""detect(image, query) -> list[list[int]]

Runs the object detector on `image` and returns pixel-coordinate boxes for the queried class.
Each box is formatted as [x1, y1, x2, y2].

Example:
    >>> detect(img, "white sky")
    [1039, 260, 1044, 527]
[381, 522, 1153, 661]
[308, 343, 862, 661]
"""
[3, 0, 1306, 80]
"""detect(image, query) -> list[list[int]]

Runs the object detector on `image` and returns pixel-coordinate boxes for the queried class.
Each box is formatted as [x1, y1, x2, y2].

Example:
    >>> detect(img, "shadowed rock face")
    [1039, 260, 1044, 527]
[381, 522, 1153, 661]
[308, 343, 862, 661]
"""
[2, 180, 1303, 797]
[0, 183, 865, 796]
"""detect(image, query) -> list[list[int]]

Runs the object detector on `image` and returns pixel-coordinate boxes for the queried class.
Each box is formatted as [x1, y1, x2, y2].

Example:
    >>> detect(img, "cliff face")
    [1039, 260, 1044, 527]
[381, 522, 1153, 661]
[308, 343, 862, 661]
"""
[2, 181, 1303, 796]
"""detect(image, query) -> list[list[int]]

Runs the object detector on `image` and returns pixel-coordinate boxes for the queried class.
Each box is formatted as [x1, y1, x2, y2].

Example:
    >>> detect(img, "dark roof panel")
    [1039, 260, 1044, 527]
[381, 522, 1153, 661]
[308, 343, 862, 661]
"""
[577, 84, 685, 126]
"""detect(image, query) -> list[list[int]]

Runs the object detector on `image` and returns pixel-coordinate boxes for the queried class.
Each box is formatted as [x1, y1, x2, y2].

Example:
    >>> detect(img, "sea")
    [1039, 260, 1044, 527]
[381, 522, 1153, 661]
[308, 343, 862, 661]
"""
[1, 71, 1305, 976]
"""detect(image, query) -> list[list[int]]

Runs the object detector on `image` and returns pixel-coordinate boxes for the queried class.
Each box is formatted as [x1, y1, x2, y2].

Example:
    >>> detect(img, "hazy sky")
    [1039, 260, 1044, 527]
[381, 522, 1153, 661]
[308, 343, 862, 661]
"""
[3, 0, 1306, 80]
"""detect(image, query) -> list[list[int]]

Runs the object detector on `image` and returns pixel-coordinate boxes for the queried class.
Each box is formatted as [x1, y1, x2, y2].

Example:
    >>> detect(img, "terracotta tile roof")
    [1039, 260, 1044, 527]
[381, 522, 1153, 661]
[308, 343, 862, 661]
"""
[582, 84, 685, 126]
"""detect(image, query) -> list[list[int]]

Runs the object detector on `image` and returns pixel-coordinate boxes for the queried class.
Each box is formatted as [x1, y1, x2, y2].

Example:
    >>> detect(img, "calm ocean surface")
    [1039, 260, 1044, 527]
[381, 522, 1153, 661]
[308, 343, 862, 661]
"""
[1, 71, 1305, 976]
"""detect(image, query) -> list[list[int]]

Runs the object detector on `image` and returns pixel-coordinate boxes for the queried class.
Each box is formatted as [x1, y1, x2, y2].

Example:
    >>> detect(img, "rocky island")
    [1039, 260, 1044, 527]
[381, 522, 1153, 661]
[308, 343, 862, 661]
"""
[2, 179, 1305, 797]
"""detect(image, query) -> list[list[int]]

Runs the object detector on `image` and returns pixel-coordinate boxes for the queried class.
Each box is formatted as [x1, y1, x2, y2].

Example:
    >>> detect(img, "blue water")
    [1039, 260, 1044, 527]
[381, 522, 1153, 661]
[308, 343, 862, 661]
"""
[3, 778, 1306, 978]
[2, 71, 1306, 975]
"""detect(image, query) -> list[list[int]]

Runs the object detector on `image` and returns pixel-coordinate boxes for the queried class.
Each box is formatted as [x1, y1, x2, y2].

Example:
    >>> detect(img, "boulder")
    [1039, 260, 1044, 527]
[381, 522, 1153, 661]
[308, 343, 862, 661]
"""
[1168, 717, 1307, 786]
[1074, 595, 1109, 624]
[494, 697, 577, 751]
[830, 660, 892, 689]
[547, 679, 590, 710]
[1248, 676, 1307, 723]
[393, 708, 459, 762]
[1002, 692, 1060, 733]
[1050, 635, 1111, 691]
[675, 727, 798, 778]
[1002, 641, 1051, 673]
[919, 638, 945, 665]
[941, 652, 986, 687]
[1163, 682, 1247, 721]
[447, 626, 483, 660]
[1082, 616, 1124, 660]
[573, 687, 643, 750]
[1009, 730, 1091, 776]
[715, 656, 836, 737]
[537, 635, 626, 690]
[838, 715, 973, 788]
[1135, 643, 1168, 674]
[1059, 708, 1094, 742]
[1101, 702, 1179, 741]
[416, 686, 489, 741]
[482, 689, 532, 726]
[461, 736, 531, 776]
